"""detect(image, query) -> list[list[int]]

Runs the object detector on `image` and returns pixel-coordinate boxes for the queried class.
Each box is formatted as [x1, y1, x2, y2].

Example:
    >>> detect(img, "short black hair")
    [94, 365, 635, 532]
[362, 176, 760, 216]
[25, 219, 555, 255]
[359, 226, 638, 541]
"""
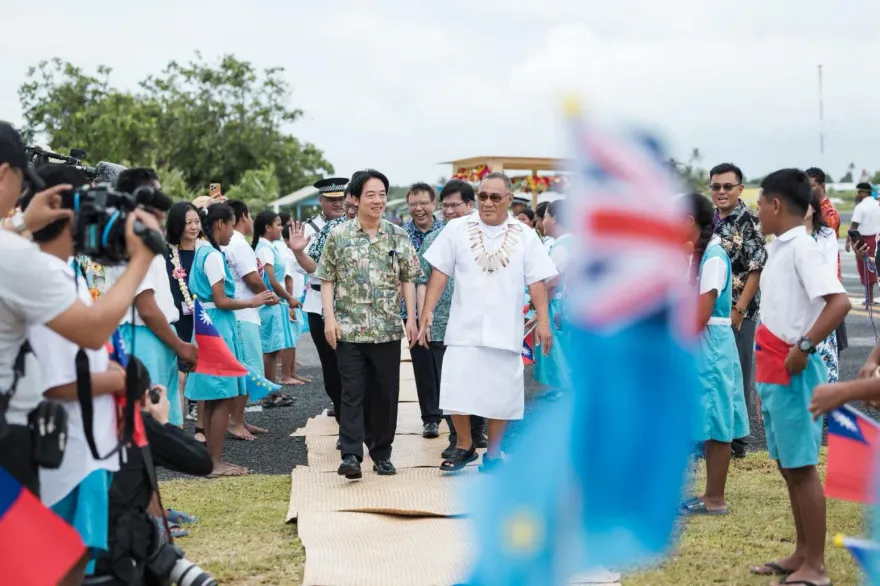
[349, 169, 390, 199]
[226, 199, 250, 225]
[116, 167, 155, 194]
[535, 201, 550, 219]
[805, 167, 826, 185]
[518, 207, 535, 222]
[709, 163, 743, 184]
[21, 164, 90, 243]
[279, 211, 291, 225]
[856, 182, 873, 192]
[760, 168, 812, 216]
[439, 179, 474, 203]
[407, 182, 436, 202]
[166, 201, 200, 246]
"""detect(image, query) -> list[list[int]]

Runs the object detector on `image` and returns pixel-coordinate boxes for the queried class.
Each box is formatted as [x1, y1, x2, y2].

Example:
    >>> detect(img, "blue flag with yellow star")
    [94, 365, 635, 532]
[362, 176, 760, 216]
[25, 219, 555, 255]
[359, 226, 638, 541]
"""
[465, 104, 700, 585]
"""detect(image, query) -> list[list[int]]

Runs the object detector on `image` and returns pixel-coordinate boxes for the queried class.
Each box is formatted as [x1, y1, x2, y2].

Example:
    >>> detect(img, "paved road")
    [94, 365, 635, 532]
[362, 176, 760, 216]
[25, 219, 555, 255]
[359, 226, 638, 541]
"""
[161, 242, 880, 478]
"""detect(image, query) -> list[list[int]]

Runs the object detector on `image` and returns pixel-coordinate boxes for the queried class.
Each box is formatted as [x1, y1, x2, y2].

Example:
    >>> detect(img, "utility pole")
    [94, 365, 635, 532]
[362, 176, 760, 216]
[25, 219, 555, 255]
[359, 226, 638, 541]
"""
[818, 64, 825, 163]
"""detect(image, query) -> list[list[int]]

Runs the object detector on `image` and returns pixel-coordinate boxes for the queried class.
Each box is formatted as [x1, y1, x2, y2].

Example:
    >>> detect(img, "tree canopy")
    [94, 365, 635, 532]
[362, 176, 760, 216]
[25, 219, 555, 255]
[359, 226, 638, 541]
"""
[18, 54, 333, 209]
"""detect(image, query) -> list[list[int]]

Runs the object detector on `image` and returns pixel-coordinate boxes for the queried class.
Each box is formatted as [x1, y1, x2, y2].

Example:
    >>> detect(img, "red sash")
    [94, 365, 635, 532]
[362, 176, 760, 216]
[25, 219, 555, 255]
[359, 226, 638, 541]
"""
[755, 324, 792, 386]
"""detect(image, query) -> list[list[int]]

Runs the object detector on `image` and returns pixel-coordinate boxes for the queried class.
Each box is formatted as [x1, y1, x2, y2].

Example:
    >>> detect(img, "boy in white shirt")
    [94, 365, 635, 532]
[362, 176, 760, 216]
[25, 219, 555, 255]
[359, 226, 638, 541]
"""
[23, 165, 123, 579]
[749, 168, 850, 586]
[847, 182, 880, 304]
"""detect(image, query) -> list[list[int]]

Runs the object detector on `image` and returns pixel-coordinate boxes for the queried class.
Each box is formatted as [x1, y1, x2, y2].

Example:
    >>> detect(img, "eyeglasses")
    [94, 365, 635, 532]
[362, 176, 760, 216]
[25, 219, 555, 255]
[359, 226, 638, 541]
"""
[710, 183, 741, 193]
[477, 192, 510, 203]
[408, 201, 433, 209]
[441, 201, 466, 210]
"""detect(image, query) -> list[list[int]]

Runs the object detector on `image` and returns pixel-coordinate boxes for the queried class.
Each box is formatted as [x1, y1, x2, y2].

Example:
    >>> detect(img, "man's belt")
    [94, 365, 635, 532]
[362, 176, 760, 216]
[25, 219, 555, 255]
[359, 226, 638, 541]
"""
[310, 284, 321, 291]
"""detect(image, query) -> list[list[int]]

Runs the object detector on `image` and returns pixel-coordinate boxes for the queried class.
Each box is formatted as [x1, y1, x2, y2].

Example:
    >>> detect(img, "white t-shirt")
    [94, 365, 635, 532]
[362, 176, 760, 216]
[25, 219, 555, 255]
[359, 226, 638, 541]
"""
[853, 197, 880, 236]
[29, 264, 120, 506]
[699, 258, 728, 295]
[275, 240, 305, 299]
[222, 230, 261, 325]
[0, 232, 78, 425]
[256, 239, 276, 275]
[203, 249, 228, 287]
[105, 255, 179, 326]
[759, 226, 846, 344]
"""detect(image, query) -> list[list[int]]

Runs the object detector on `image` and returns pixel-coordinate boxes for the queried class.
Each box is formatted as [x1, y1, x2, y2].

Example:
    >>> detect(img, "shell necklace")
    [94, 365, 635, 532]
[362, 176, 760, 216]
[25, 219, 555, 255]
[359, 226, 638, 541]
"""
[468, 220, 522, 273]
[169, 244, 195, 312]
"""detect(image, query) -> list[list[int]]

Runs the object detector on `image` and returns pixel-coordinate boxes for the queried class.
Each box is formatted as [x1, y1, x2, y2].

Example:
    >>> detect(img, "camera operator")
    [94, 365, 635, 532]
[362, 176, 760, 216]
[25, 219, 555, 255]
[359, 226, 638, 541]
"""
[0, 122, 161, 498]
[21, 163, 128, 583]
[104, 168, 198, 427]
[87, 384, 215, 586]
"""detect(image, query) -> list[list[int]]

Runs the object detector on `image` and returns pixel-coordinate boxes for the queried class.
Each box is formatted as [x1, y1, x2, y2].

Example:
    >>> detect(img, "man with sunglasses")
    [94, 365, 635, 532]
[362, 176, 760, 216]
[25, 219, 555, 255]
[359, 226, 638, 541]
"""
[710, 162, 767, 458]
[418, 172, 557, 472]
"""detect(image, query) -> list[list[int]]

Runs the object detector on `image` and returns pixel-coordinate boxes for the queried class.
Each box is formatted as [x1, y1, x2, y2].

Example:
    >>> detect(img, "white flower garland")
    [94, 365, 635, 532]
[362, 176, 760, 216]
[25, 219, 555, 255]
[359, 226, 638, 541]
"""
[169, 245, 194, 312]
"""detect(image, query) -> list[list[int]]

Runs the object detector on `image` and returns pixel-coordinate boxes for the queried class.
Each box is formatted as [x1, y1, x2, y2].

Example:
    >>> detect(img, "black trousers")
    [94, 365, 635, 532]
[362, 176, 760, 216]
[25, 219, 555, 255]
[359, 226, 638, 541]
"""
[410, 341, 442, 424]
[337, 340, 401, 461]
[308, 311, 342, 422]
[429, 342, 484, 441]
[0, 424, 39, 496]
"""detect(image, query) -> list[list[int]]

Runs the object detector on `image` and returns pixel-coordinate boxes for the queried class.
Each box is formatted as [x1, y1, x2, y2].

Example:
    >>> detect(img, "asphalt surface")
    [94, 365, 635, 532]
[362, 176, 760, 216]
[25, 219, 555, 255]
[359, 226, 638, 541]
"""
[160, 240, 880, 479]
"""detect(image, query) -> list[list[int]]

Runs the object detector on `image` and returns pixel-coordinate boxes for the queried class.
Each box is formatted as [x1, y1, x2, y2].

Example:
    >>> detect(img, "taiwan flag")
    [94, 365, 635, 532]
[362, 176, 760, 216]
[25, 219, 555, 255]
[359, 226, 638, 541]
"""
[522, 326, 536, 365]
[825, 405, 880, 504]
[193, 299, 248, 377]
[0, 467, 86, 585]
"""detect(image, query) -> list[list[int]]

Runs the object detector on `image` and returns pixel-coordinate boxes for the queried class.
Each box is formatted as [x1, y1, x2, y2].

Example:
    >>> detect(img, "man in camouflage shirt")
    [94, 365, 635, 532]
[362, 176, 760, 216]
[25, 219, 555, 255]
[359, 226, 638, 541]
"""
[315, 169, 422, 480]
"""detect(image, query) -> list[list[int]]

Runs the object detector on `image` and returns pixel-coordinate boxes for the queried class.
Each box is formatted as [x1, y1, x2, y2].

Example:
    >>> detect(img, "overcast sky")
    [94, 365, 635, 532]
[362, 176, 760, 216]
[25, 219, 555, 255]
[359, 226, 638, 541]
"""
[2, 0, 878, 187]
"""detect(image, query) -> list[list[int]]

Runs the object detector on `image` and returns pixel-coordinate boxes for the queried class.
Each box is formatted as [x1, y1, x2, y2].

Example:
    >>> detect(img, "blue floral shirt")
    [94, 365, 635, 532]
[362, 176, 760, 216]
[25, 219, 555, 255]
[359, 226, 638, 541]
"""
[401, 218, 443, 321]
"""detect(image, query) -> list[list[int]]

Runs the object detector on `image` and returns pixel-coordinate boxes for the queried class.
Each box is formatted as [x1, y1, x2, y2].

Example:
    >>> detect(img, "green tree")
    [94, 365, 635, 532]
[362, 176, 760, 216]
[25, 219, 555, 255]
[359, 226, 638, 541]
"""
[18, 54, 333, 197]
[840, 162, 856, 183]
[871, 170, 880, 184]
[668, 148, 708, 193]
[225, 165, 281, 213]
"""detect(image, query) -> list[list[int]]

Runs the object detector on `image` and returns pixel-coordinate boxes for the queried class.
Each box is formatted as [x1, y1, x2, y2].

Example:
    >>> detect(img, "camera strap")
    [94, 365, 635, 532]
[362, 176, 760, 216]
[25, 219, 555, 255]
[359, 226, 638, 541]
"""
[6, 341, 32, 399]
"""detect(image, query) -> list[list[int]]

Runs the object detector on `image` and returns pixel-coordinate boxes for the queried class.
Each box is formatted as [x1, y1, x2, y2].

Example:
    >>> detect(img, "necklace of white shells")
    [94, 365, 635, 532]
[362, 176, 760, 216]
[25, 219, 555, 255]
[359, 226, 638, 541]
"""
[169, 245, 195, 312]
[468, 221, 522, 273]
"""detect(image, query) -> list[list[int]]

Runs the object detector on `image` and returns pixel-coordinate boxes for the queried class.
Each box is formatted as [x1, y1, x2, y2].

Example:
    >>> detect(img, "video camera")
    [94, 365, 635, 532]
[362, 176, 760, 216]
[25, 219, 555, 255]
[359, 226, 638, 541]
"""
[25, 146, 126, 186]
[67, 184, 168, 266]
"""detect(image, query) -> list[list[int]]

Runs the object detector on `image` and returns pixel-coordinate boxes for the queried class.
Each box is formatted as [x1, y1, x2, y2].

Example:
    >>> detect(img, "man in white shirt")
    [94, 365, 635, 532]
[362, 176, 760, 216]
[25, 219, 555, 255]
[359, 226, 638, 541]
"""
[848, 182, 880, 305]
[26, 191, 122, 573]
[299, 177, 348, 418]
[0, 136, 157, 500]
[105, 169, 198, 427]
[418, 173, 558, 472]
[225, 200, 275, 438]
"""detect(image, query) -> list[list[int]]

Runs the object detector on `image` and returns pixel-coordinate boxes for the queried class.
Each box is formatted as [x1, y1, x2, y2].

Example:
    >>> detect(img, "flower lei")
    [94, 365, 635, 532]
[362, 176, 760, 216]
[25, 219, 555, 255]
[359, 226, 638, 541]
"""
[76, 256, 106, 301]
[169, 245, 194, 312]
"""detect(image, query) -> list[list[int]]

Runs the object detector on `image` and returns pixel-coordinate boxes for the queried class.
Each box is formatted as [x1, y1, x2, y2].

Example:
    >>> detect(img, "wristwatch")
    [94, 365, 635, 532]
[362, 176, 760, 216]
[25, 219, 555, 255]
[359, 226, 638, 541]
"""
[796, 336, 816, 354]
[9, 212, 28, 235]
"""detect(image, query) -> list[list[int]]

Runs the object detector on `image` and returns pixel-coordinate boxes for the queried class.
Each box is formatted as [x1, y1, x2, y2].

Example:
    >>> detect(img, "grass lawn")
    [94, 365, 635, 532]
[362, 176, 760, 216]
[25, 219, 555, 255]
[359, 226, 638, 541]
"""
[161, 451, 865, 585]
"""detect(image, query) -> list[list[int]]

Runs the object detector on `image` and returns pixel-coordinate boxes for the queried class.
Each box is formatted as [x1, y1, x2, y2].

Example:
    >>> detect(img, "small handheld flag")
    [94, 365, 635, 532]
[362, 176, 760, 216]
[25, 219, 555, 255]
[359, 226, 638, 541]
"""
[834, 533, 880, 580]
[825, 405, 880, 503]
[0, 467, 86, 585]
[522, 325, 536, 365]
[244, 367, 282, 402]
[193, 299, 248, 377]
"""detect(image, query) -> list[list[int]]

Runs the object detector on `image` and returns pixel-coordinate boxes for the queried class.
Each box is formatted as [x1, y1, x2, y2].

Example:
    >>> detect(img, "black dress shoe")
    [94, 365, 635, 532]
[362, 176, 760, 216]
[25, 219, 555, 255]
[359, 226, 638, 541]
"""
[327, 407, 336, 418]
[337, 454, 362, 479]
[336, 438, 341, 450]
[423, 422, 440, 439]
[372, 459, 397, 475]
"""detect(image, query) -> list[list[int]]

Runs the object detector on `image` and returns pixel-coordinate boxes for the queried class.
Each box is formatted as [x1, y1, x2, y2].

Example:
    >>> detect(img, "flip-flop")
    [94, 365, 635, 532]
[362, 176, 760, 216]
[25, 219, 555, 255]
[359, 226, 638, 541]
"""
[166, 509, 199, 525]
[207, 466, 248, 479]
[779, 580, 833, 586]
[193, 427, 206, 446]
[679, 495, 701, 509]
[679, 499, 728, 516]
[169, 522, 189, 538]
[750, 562, 795, 576]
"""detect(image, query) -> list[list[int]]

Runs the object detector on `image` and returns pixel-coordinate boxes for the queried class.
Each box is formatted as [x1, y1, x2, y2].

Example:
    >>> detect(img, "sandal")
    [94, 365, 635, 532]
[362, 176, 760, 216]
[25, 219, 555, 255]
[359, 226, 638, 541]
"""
[193, 427, 206, 445]
[749, 562, 796, 576]
[679, 499, 728, 516]
[440, 445, 477, 472]
[207, 466, 248, 479]
[166, 509, 199, 525]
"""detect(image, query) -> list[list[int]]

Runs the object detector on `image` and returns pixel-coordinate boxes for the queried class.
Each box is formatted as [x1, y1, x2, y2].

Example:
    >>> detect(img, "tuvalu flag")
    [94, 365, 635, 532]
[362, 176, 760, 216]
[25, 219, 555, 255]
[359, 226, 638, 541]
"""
[193, 298, 248, 377]
[834, 534, 880, 581]
[0, 467, 86, 585]
[825, 405, 880, 504]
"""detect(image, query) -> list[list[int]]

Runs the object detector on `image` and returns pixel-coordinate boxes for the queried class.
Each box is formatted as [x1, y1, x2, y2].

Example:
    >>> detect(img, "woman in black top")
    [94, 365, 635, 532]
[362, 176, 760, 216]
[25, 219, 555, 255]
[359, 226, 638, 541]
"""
[165, 202, 202, 438]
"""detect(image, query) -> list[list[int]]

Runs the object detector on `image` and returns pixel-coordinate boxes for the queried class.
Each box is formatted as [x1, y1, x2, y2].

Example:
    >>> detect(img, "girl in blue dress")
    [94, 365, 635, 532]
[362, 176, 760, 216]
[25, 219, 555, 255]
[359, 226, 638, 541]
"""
[252, 211, 298, 397]
[681, 193, 748, 516]
[185, 204, 275, 477]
